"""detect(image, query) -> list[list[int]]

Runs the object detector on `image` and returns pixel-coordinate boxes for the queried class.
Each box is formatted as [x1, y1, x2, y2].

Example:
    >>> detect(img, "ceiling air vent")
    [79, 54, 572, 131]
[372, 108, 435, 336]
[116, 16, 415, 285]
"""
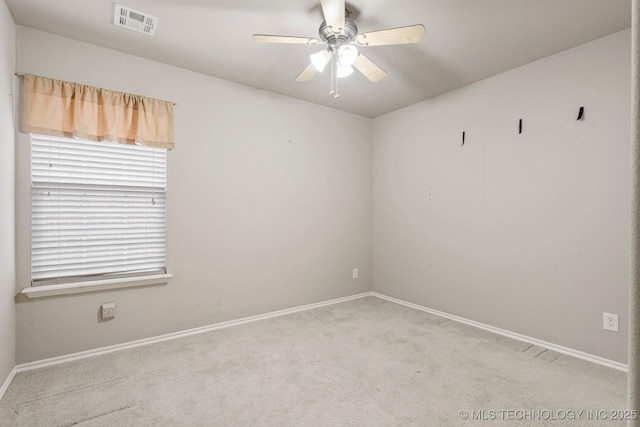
[113, 4, 158, 36]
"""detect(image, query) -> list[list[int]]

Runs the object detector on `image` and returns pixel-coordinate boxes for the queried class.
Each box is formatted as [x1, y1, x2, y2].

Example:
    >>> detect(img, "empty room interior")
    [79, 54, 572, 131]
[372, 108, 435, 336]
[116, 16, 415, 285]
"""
[0, 0, 638, 425]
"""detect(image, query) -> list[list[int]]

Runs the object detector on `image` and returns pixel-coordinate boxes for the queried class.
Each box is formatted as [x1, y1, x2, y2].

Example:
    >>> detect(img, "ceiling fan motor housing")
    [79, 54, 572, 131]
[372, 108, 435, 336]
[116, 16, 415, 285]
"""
[319, 19, 358, 49]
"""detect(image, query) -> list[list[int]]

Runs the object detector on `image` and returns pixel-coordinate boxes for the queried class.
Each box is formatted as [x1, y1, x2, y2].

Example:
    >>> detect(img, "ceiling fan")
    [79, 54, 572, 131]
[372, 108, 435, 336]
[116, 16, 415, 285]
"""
[252, 0, 425, 97]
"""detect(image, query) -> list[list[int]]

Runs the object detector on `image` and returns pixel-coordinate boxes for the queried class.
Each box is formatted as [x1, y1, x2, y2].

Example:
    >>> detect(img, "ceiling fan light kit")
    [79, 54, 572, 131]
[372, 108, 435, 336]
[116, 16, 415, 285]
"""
[253, 0, 425, 98]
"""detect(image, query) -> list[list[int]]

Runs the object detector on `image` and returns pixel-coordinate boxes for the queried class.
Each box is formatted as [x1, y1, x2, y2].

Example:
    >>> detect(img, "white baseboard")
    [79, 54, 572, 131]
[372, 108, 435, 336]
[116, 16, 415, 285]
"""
[0, 367, 16, 402]
[9, 289, 626, 382]
[15, 292, 374, 373]
[371, 292, 628, 372]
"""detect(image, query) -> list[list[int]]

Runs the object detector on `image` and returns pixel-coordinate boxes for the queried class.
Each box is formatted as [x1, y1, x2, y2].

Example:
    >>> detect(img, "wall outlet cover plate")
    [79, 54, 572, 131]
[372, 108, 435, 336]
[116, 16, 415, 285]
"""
[603, 312, 619, 332]
[101, 302, 116, 320]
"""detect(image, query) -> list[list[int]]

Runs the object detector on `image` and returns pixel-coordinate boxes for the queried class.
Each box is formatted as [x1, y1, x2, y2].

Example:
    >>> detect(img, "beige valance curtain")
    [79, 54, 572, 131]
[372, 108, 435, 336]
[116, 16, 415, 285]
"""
[20, 74, 175, 149]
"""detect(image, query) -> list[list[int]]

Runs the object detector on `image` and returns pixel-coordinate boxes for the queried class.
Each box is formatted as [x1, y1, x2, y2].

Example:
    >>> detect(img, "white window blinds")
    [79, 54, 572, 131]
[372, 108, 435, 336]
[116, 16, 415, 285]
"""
[31, 135, 167, 286]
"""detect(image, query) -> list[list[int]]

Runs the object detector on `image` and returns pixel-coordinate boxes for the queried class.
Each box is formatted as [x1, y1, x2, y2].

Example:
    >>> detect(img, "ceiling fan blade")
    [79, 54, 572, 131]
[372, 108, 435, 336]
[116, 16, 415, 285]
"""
[253, 34, 320, 45]
[320, 0, 345, 33]
[295, 63, 317, 82]
[356, 24, 425, 46]
[353, 54, 387, 83]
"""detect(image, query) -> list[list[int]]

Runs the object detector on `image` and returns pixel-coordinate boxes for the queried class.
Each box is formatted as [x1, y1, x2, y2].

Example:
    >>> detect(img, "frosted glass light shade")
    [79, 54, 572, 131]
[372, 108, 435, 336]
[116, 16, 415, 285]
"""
[310, 50, 331, 72]
[337, 45, 358, 66]
[337, 64, 353, 78]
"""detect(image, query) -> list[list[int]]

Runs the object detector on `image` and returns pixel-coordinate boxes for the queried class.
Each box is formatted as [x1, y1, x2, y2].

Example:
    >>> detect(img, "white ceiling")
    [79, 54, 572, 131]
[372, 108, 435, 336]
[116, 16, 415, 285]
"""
[4, 0, 631, 118]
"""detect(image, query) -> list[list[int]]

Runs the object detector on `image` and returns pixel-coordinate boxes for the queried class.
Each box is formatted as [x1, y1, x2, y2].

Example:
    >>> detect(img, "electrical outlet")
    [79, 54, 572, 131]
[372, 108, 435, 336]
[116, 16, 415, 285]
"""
[352, 268, 359, 279]
[603, 312, 618, 332]
[101, 302, 116, 320]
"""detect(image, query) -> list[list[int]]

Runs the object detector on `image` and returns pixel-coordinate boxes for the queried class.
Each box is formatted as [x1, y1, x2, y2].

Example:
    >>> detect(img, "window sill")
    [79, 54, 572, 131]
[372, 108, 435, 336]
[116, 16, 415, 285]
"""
[21, 273, 172, 299]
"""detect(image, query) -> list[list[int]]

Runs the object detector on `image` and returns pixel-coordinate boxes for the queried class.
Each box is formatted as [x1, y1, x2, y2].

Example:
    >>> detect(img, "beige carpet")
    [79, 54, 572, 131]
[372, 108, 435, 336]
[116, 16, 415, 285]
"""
[0, 296, 627, 426]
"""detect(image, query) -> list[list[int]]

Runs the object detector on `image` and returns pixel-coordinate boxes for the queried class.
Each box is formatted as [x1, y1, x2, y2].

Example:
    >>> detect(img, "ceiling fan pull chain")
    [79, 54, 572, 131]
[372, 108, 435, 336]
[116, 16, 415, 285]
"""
[334, 66, 340, 99]
[330, 51, 337, 97]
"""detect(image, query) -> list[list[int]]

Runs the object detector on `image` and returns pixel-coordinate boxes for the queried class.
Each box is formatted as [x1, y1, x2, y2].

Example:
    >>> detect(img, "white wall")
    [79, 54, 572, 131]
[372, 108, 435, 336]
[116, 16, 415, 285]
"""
[11, 25, 631, 365]
[372, 29, 631, 363]
[0, 0, 16, 387]
[14, 27, 372, 363]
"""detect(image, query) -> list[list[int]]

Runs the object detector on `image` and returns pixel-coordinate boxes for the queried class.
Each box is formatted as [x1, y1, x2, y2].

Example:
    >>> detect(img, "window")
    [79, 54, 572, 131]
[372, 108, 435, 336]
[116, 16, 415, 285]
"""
[31, 135, 167, 286]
